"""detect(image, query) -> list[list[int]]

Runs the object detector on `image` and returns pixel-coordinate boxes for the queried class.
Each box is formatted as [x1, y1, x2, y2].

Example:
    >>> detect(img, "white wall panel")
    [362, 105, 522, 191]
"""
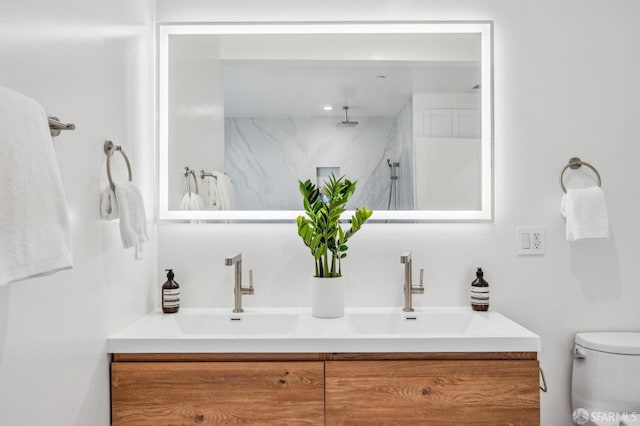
[0, 1, 156, 425]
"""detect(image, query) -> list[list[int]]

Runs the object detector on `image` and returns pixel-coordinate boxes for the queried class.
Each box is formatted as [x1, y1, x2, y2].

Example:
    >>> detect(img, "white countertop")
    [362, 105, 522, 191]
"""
[107, 306, 540, 354]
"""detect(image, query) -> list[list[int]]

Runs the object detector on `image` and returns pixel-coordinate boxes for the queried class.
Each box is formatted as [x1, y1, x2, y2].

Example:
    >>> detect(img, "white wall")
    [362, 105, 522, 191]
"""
[157, 1, 640, 425]
[0, 1, 156, 425]
[168, 35, 225, 210]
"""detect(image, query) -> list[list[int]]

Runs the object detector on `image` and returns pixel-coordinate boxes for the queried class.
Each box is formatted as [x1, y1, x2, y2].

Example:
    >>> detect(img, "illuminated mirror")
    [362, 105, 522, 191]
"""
[158, 22, 493, 221]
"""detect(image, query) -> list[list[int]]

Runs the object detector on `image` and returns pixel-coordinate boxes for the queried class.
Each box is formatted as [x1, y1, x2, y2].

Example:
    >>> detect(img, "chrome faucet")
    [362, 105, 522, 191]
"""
[225, 253, 254, 313]
[400, 252, 424, 312]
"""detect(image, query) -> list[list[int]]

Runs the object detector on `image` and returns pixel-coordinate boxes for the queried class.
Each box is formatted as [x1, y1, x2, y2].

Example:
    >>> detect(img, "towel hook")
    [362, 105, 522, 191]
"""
[560, 157, 601, 193]
[104, 141, 132, 191]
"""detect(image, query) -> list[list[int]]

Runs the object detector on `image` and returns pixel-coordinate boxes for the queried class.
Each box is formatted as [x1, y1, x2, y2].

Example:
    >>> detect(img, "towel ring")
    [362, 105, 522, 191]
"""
[560, 157, 601, 193]
[184, 167, 199, 194]
[104, 141, 132, 191]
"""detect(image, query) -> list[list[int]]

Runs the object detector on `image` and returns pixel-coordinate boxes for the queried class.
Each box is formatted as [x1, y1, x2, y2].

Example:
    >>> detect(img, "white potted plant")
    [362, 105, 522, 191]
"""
[296, 175, 372, 318]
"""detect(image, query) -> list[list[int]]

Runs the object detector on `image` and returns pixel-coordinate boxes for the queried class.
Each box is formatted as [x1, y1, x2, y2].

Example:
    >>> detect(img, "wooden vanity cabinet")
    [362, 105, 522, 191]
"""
[111, 352, 539, 425]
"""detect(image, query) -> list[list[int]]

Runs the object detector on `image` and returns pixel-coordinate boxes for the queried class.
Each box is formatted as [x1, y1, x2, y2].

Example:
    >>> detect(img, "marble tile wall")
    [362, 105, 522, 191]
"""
[395, 99, 414, 210]
[225, 102, 414, 211]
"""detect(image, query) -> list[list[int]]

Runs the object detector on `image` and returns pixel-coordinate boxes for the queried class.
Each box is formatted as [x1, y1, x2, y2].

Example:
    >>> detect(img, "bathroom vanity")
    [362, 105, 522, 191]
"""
[109, 308, 540, 425]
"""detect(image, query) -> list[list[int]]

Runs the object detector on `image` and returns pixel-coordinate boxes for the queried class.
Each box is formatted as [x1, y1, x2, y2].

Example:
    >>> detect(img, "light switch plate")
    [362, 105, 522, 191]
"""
[517, 227, 545, 255]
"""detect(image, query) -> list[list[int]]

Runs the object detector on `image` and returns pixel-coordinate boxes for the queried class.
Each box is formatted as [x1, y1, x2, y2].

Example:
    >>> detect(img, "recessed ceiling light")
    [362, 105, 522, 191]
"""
[323, 105, 333, 111]
[376, 75, 386, 79]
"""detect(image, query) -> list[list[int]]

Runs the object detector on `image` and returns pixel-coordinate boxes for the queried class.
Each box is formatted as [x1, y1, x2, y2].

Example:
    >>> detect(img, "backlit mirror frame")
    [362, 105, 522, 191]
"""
[157, 21, 493, 222]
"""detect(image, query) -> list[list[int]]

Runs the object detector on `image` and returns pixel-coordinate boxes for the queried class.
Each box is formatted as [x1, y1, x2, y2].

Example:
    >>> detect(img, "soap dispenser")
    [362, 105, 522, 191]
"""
[470, 267, 489, 311]
[162, 269, 180, 314]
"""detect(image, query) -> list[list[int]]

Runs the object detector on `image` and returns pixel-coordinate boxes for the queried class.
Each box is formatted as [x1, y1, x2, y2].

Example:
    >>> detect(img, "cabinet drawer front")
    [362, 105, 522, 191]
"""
[112, 361, 324, 425]
[326, 360, 539, 426]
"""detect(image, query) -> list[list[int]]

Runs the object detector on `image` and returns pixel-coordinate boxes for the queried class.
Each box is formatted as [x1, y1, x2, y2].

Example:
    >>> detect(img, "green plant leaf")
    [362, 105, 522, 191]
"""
[310, 234, 322, 250]
[296, 174, 372, 277]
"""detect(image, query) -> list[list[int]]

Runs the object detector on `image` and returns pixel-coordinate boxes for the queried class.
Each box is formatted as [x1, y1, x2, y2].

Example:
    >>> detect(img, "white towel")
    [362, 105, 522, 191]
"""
[0, 86, 73, 286]
[560, 186, 609, 241]
[101, 183, 149, 249]
[212, 171, 235, 210]
[100, 186, 119, 220]
[180, 191, 205, 210]
[203, 176, 221, 210]
[114, 182, 149, 249]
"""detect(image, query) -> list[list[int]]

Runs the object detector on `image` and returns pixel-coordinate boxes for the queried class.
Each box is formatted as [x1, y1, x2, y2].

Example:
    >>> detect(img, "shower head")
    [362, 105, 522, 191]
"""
[336, 106, 358, 127]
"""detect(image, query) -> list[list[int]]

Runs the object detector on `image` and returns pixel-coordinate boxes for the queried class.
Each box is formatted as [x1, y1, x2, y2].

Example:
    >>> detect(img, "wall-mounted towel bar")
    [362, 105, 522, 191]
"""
[560, 157, 601, 193]
[201, 170, 233, 184]
[200, 170, 217, 180]
[48, 116, 75, 137]
[104, 141, 132, 191]
[184, 167, 199, 194]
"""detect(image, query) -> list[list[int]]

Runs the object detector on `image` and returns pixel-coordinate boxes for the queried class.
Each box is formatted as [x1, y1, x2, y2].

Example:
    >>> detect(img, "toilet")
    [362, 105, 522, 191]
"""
[571, 332, 640, 425]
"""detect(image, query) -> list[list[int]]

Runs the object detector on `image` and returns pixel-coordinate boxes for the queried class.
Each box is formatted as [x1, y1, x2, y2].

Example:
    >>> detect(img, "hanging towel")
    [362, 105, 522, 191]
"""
[212, 171, 235, 210]
[0, 86, 73, 286]
[180, 191, 205, 210]
[560, 186, 609, 241]
[203, 176, 221, 210]
[100, 186, 119, 220]
[101, 183, 149, 248]
[113, 182, 149, 249]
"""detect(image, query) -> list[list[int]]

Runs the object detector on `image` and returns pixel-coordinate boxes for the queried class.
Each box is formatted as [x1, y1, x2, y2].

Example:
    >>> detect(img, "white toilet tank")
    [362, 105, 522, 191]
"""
[571, 332, 640, 425]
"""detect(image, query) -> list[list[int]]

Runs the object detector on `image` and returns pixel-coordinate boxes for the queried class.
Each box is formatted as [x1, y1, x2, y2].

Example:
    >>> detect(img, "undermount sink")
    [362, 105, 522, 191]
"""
[175, 313, 299, 335]
[347, 311, 474, 334]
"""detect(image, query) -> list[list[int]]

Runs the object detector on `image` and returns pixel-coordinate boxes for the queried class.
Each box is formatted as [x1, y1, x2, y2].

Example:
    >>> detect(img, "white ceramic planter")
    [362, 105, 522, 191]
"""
[311, 276, 345, 318]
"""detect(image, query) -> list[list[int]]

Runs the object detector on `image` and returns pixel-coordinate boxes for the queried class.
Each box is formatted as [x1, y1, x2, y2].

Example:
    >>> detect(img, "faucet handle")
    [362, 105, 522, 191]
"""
[242, 269, 255, 295]
[413, 268, 425, 294]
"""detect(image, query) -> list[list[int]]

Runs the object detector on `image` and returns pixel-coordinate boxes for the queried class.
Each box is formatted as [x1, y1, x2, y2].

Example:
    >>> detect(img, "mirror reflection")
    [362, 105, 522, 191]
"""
[159, 23, 492, 221]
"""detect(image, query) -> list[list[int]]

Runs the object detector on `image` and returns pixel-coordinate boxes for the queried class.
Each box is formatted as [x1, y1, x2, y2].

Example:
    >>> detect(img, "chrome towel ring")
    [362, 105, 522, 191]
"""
[104, 140, 132, 191]
[560, 157, 601, 193]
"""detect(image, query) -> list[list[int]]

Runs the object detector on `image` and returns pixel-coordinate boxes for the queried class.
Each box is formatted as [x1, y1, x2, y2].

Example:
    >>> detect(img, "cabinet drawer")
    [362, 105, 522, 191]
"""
[112, 361, 324, 425]
[325, 360, 539, 425]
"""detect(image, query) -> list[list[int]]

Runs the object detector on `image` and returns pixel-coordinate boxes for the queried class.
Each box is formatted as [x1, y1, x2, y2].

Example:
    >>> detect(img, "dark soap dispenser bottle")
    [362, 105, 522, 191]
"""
[470, 267, 489, 311]
[162, 269, 180, 314]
